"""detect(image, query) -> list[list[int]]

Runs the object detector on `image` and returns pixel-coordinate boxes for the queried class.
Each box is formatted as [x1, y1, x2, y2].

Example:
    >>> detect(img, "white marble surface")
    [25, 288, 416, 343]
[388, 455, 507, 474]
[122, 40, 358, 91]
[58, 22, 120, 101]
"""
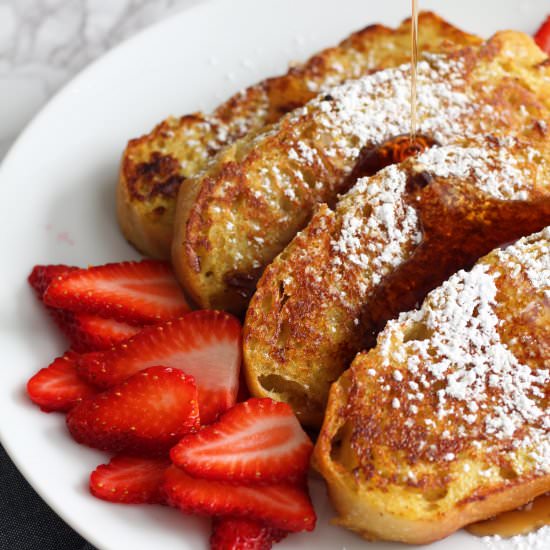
[0, 0, 206, 160]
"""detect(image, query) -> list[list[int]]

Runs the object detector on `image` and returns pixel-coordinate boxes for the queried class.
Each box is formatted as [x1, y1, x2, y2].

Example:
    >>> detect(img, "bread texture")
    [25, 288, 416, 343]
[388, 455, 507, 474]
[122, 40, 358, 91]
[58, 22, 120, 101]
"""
[244, 136, 550, 426]
[118, 12, 480, 259]
[172, 31, 549, 315]
[313, 228, 550, 544]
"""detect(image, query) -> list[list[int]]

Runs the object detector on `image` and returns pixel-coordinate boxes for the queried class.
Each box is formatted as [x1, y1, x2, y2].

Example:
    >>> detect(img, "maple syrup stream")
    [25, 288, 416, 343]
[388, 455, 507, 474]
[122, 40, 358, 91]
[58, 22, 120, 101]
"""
[410, 0, 418, 142]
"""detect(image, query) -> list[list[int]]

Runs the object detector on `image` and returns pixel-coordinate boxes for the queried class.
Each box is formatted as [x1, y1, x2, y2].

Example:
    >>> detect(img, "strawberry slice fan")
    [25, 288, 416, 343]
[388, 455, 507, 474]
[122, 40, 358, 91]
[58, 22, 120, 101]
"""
[27, 261, 242, 425]
[27, 352, 98, 413]
[26, 251, 317, 546]
[170, 398, 313, 484]
[164, 397, 316, 545]
[76, 310, 242, 425]
[67, 366, 200, 455]
[42, 260, 190, 325]
[90, 456, 171, 504]
[28, 262, 167, 351]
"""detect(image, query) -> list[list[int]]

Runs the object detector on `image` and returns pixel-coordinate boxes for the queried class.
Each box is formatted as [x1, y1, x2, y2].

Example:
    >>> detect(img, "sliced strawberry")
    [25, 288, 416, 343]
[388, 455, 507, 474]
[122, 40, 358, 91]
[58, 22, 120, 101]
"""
[163, 466, 316, 533]
[77, 311, 242, 424]
[170, 398, 313, 484]
[43, 260, 190, 325]
[46, 310, 140, 353]
[26, 352, 98, 412]
[29, 264, 140, 352]
[67, 313, 141, 351]
[28, 264, 78, 297]
[28, 265, 80, 345]
[210, 517, 287, 550]
[534, 15, 550, 54]
[90, 455, 170, 504]
[67, 366, 199, 455]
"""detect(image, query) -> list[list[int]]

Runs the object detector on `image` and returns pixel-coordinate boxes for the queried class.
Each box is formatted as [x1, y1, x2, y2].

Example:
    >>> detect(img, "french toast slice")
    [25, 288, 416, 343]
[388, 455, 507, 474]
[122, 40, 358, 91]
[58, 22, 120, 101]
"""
[172, 31, 549, 314]
[313, 228, 550, 544]
[243, 138, 550, 426]
[118, 13, 480, 259]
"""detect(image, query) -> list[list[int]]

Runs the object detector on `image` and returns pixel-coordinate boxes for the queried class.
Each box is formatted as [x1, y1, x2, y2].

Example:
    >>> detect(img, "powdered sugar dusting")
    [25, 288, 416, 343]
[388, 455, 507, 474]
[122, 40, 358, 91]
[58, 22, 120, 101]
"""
[201, 40, 546, 286]
[306, 57, 474, 163]
[495, 227, 550, 297]
[325, 139, 545, 309]
[414, 145, 533, 200]
[331, 165, 422, 286]
[172, 29, 478, 178]
[379, 229, 549, 473]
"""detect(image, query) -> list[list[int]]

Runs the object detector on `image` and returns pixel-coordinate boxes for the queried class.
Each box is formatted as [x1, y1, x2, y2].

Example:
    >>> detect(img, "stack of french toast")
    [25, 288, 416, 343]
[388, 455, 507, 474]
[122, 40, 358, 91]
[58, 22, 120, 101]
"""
[117, 12, 549, 545]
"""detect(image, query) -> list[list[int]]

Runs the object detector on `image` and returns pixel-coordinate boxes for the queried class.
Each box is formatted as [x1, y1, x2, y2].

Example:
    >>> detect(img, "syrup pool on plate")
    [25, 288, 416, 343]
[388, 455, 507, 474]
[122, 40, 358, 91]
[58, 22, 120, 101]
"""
[466, 494, 550, 537]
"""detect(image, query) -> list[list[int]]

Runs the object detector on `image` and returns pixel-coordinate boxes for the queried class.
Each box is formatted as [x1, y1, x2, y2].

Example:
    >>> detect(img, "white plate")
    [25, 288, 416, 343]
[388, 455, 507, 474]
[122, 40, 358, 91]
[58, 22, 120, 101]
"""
[0, 0, 548, 548]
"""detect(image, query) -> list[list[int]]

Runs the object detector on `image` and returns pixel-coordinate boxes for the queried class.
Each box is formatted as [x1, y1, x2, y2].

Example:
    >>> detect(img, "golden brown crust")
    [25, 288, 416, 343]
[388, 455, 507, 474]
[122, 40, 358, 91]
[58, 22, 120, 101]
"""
[315, 376, 549, 543]
[118, 115, 214, 258]
[244, 135, 550, 426]
[313, 230, 550, 543]
[173, 30, 548, 316]
[118, 12, 481, 259]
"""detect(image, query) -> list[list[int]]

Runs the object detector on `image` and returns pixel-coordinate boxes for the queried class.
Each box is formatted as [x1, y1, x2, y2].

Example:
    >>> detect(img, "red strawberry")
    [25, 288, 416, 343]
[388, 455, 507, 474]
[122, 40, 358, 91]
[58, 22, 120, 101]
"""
[67, 366, 199, 455]
[90, 455, 170, 504]
[29, 265, 80, 345]
[29, 264, 78, 297]
[534, 15, 550, 54]
[170, 398, 313, 484]
[163, 466, 316, 533]
[29, 264, 140, 352]
[43, 260, 190, 325]
[210, 517, 287, 550]
[78, 311, 242, 424]
[26, 352, 98, 412]
[67, 313, 141, 351]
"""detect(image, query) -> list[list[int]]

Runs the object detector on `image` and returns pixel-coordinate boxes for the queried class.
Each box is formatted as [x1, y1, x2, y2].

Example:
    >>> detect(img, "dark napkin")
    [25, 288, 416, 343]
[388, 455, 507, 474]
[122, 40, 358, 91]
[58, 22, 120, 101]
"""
[0, 444, 96, 550]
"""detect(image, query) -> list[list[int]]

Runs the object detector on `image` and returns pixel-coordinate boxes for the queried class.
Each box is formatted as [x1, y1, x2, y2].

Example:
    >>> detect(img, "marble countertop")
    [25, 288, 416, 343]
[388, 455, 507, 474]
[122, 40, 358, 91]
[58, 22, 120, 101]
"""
[0, 0, 205, 160]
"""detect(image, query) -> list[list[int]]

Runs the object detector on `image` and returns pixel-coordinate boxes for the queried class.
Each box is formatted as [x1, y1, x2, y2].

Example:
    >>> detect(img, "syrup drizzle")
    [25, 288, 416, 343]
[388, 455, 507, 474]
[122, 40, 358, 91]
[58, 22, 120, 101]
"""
[410, 0, 419, 142]
[347, 134, 438, 183]
[466, 495, 550, 538]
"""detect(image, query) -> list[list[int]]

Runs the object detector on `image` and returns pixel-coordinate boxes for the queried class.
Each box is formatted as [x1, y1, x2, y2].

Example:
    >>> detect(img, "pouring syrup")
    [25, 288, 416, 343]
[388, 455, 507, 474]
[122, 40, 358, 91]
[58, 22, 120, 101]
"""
[410, 0, 419, 142]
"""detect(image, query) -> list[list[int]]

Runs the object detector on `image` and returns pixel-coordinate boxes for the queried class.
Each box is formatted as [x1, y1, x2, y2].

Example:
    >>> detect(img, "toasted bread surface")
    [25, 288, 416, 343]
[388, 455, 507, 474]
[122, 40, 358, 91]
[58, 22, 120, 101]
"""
[172, 31, 549, 314]
[118, 13, 480, 258]
[313, 229, 550, 543]
[244, 136, 550, 426]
